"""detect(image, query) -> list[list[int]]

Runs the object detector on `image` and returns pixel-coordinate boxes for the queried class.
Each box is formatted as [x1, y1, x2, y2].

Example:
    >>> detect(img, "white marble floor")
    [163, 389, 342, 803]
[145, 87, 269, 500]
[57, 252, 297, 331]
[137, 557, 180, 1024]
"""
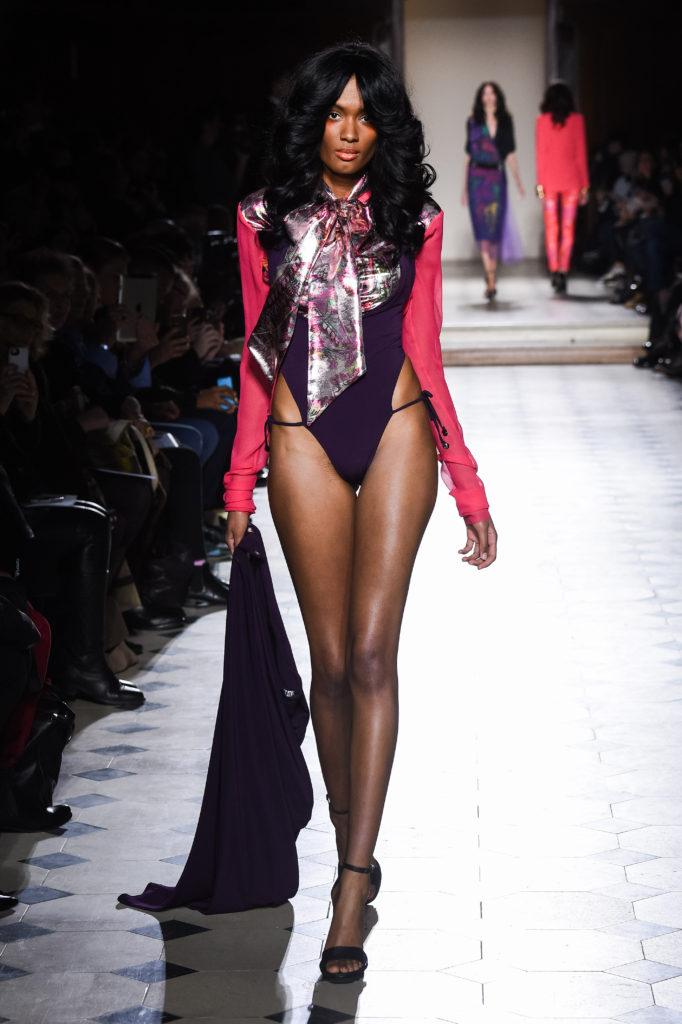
[2, 364, 682, 1023]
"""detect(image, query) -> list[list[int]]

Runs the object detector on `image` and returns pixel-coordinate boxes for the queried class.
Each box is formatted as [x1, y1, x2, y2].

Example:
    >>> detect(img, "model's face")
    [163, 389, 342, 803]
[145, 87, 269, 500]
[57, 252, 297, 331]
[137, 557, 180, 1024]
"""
[320, 75, 377, 198]
[482, 84, 497, 111]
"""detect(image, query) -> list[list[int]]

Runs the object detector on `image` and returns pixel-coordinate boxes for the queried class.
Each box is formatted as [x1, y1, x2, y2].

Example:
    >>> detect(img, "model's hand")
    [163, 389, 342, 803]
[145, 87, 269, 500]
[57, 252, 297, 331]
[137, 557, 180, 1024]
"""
[225, 511, 250, 554]
[517, 180, 526, 198]
[579, 189, 590, 207]
[461, 190, 468, 207]
[459, 517, 498, 570]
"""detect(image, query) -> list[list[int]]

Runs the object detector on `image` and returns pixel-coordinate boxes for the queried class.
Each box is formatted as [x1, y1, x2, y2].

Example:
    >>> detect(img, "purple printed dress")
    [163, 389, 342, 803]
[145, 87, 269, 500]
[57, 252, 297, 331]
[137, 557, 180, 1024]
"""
[465, 116, 523, 263]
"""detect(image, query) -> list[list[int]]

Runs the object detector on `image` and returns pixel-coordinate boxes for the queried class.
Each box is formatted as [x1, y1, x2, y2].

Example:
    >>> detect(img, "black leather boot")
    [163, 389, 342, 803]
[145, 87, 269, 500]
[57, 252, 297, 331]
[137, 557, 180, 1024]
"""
[51, 572, 145, 709]
[185, 562, 230, 607]
[0, 804, 72, 833]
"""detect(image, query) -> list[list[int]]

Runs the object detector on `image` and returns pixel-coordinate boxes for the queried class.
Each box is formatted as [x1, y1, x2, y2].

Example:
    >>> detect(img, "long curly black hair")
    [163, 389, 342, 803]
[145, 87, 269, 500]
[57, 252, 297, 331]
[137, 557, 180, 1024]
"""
[472, 82, 512, 126]
[261, 42, 436, 253]
[540, 82, 576, 126]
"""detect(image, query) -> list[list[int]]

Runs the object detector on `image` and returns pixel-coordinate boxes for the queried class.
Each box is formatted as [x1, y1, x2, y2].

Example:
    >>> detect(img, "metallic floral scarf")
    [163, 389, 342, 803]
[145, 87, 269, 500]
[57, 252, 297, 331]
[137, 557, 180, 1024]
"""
[243, 176, 398, 424]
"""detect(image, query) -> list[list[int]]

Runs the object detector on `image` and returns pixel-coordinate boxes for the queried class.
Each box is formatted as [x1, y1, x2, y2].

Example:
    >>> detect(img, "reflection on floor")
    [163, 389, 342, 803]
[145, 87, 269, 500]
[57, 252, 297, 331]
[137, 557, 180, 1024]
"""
[441, 260, 647, 363]
[2, 364, 682, 1023]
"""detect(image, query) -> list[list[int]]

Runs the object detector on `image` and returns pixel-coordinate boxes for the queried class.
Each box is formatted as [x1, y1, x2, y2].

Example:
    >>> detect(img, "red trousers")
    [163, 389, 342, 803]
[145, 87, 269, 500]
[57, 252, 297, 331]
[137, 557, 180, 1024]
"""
[543, 191, 579, 273]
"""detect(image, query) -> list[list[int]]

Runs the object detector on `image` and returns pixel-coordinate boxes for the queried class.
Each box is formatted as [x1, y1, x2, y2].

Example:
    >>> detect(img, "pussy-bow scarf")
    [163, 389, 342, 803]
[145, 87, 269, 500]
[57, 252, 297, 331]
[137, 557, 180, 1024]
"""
[242, 177, 396, 425]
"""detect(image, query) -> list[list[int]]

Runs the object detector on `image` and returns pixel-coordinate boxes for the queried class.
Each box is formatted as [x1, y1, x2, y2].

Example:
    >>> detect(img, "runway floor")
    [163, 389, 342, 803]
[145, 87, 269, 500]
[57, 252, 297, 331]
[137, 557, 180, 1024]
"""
[2, 362, 682, 1023]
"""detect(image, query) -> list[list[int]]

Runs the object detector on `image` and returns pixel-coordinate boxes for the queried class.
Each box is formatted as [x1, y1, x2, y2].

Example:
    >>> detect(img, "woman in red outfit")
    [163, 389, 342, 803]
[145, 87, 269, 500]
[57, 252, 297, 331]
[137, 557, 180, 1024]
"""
[535, 82, 589, 293]
[224, 44, 497, 983]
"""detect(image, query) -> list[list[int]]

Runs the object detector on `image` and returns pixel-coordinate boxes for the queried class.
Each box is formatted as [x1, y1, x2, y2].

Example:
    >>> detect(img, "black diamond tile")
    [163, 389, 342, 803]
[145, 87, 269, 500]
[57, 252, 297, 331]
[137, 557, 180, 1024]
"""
[62, 793, 119, 809]
[13, 886, 71, 905]
[160, 854, 188, 866]
[90, 745, 146, 756]
[171, 823, 198, 834]
[0, 922, 54, 942]
[135, 702, 168, 713]
[138, 682, 170, 692]
[105, 724, 157, 735]
[21, 852, 88, 870]
[113, 960, 196, 983]
[94, 1008, 180, 1024]
[267, 1007, 352, 1024]
[131, 919, 209, 941]
[184, 796, 202, 804]
[58, 821, 106, 837]
[0, 963, 30, 982]
[74, 768, 136, 781]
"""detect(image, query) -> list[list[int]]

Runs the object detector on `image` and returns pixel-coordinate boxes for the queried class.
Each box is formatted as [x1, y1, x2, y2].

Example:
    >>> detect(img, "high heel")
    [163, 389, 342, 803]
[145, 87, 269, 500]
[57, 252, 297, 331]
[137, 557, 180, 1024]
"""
[320, 862, 370, 984]
[484, 274, 497, 301]
[327, 797, 381, 905]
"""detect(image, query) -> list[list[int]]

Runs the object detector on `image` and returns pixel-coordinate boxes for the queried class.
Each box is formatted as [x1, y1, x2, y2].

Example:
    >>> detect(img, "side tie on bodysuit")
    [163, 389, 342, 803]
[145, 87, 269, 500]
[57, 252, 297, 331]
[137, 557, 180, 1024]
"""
[265, 389, 449, 491]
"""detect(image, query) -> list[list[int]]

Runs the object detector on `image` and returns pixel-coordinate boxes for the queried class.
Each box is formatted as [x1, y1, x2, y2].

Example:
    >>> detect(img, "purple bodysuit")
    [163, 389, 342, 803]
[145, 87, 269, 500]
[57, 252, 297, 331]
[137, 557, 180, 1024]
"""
[267, 248, 418, 488]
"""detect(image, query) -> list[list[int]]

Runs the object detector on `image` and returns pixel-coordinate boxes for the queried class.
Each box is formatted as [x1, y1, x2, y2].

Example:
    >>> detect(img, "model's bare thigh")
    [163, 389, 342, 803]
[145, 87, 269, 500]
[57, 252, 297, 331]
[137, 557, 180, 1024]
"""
[267, 374, 356, 683]
[339, 356, 439, 862]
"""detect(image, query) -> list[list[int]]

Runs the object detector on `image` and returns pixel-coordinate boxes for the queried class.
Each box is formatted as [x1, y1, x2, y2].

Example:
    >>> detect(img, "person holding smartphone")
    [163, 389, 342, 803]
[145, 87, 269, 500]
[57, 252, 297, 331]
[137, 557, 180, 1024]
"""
[0, 309, 40, 423]
[0, 281, 146, 710]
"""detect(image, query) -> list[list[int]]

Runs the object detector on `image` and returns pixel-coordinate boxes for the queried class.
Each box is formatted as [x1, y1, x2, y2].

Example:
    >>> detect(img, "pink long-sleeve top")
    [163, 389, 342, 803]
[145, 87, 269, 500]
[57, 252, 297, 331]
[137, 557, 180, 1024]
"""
[222, 200, 490, 524]
[535, 112, 589, 193]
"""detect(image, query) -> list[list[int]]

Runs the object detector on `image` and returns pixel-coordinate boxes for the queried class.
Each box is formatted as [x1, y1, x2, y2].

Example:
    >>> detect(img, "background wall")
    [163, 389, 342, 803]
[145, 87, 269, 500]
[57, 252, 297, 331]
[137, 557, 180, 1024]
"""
[404, 0, 547, 262]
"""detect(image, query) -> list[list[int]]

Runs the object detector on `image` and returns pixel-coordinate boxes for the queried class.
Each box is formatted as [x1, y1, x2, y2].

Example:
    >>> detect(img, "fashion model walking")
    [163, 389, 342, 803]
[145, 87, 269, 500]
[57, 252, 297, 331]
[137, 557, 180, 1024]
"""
[461, 81, 525, 300]
[535, 82, 589, 293]
[224, 43, 497, 983]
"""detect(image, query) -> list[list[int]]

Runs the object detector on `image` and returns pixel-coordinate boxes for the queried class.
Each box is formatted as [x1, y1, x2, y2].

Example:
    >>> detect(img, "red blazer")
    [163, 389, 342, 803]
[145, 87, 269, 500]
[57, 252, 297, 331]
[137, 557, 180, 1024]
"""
[223, 202, 490, 524]
[535, 112, 589, 193]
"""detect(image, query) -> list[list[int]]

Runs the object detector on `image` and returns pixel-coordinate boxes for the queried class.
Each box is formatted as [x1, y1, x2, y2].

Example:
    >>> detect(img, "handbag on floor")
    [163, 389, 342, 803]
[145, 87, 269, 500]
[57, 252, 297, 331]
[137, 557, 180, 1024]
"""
[119, 524, 313, 913]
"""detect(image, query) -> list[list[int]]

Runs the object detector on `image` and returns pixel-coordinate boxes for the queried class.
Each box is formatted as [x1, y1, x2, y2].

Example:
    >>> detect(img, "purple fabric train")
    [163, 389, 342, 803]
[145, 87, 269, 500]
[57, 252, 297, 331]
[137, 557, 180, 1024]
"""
[119, 524, 313, 914]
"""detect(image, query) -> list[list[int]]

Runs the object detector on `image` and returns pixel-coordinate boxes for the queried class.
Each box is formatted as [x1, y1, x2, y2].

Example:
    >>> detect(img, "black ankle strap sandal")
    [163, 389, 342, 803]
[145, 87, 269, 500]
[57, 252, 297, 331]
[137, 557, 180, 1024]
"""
[320, 862, 370, 984]
[327, 797, 382, 906]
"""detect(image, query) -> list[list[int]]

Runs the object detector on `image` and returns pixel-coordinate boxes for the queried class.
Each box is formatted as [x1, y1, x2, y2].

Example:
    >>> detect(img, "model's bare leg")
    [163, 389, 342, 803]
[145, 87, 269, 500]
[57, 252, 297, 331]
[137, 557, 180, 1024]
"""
[481, 246, 497, 293]
[324, 361, 438, 975]
[269, 367, 437, 976]
[268, 377, 357, 866]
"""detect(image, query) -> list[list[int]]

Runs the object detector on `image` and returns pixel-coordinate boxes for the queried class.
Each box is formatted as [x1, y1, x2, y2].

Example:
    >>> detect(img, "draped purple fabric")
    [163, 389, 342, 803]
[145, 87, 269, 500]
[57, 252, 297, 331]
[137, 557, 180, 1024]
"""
[118, 524, 313, 914]
[500, 200, 524, 263]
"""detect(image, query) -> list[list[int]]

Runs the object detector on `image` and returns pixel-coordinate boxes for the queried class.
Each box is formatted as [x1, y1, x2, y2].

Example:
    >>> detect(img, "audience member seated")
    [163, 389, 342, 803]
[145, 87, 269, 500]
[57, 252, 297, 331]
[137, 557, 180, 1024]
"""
[0, 280, 145, 707]
[0, 467, 74, 843]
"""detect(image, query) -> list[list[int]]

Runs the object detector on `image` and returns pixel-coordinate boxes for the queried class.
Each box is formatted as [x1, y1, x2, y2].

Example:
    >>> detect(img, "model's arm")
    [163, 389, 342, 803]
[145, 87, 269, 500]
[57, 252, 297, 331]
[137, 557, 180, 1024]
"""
[461, 121, 471, 206]
[402, 211, 496, 567]
[535, 115, 547, 198]
[576, 114, 590, 203]
[223, 205, 272, 551]
[461, 154, 470, 206]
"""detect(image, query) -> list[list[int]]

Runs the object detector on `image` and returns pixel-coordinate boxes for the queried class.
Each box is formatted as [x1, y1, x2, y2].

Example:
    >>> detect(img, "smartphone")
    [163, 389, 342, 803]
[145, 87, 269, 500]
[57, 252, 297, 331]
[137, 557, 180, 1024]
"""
[7, 346, 29, 373]
[117, 275, 158, 342]
[217, 375, 235, 409]
[167, 313, 188, 333]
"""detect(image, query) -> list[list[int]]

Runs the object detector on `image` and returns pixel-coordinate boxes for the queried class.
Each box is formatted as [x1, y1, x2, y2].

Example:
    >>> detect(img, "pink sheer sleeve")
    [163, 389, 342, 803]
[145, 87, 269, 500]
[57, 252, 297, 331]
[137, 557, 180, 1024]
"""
[402, 211, 490, 523]
[535, 114, 548, 189]
[222, 206, 272, 513]
[575, 114, 589, 191]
